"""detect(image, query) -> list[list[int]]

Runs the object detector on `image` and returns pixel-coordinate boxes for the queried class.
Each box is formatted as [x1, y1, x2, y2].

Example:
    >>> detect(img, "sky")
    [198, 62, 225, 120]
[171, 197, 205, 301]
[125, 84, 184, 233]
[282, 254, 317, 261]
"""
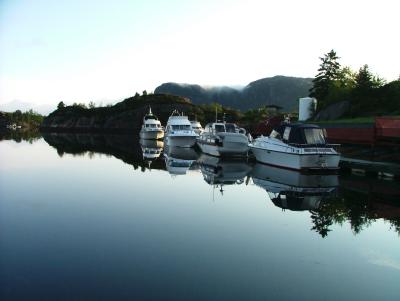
[0, 0, 399, 111]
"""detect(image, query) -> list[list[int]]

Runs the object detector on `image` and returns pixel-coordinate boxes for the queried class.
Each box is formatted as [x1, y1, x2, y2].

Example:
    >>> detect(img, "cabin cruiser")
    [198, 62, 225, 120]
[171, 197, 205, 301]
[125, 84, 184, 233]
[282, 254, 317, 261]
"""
[139, 107, 164, 140]
[164, 111, 198, 147]
[252, 163, 338, 211]
[249, 123, 340, 171]
[190, 120, 204, 135]
[197, 122, 249, 157]
[198, 154, 252, 189]
[163, 145, 199, 175]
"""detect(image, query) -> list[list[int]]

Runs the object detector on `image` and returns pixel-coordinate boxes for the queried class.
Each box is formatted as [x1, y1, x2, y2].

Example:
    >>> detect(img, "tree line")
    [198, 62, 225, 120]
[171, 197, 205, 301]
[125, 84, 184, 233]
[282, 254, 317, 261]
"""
[2, 109, 44, 129]
[309, 50, 400, 117]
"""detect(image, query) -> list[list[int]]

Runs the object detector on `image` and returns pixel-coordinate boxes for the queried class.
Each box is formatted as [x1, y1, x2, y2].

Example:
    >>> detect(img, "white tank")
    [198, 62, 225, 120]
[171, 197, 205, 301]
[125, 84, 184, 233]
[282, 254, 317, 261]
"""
[298, 97, 317, 121]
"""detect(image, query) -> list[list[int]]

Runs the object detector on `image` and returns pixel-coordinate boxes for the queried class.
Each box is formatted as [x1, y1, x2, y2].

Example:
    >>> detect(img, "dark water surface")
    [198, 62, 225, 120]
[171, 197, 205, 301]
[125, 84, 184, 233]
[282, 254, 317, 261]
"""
[1, 134, 399, 301]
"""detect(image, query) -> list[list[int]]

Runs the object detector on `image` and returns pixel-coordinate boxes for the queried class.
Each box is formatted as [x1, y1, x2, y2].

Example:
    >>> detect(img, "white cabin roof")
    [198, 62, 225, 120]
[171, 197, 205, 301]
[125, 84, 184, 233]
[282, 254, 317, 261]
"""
[144, 118, 161, 125]
[190, 121, 202, 127]
[167, 115, 191, 126]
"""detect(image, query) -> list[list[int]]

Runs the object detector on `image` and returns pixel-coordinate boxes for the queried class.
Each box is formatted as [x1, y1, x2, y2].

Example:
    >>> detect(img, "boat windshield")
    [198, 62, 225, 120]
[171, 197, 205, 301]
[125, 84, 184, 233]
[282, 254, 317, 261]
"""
[225, 123, 236, 133]
[145, 115, 157, 120]
[171, 125, 191, 131]
[214, 125, 226, 133]
[304, 128, 326, 144]
[145, 124, 160, 128]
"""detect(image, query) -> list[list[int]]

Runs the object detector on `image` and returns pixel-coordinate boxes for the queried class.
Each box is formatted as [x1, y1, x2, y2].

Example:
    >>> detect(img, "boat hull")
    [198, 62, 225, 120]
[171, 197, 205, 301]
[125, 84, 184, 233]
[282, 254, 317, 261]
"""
[165, 135, 197, 148]
[197, 133, 249, 157]
[139, 130, 164, 140]
[250, 146, 340, 171]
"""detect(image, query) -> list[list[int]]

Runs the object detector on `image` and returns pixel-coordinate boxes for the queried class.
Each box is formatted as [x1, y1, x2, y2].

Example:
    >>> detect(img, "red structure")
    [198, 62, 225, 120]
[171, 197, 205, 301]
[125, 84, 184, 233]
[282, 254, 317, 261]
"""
[323, 117, 400, 145]
[254, 116, 400, 145]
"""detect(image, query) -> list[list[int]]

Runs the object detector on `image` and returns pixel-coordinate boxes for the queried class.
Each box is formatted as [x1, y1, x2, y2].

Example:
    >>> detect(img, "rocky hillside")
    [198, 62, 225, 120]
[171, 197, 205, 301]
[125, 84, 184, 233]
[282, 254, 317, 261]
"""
[40, 94, 196, 132]
[155, 76, 312, 111]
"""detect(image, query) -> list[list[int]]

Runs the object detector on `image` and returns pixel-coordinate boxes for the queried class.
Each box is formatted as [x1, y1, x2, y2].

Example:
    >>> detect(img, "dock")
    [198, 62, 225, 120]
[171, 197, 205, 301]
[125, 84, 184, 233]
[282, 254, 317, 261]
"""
[340, 157, 400, 179]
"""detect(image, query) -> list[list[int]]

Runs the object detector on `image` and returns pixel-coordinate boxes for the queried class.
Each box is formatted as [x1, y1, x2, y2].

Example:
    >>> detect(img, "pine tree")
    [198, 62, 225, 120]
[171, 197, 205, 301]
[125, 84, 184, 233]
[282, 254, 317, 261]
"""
[309, 50, 341, 109]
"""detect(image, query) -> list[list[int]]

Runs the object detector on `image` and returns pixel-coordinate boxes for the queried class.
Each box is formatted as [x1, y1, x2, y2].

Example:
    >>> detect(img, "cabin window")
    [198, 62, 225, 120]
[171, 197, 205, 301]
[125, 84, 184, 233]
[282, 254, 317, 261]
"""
[172, 125, 191, 131]
[304, 128, 326, 144]
[283, 127, 291, 141]
[214, 125, 225, 133]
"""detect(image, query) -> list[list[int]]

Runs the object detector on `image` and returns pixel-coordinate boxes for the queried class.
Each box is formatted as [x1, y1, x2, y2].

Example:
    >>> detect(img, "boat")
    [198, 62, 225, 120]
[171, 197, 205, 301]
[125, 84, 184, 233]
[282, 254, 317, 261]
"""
[197, 122, 249, 157]
[163, 145, 199, 175]
[139, 107, 164, 140]
[164, 111, 198, 148]
[249, 123, 340, 171]
[190, 120, 204, 135]
[252, 163, 338, 211]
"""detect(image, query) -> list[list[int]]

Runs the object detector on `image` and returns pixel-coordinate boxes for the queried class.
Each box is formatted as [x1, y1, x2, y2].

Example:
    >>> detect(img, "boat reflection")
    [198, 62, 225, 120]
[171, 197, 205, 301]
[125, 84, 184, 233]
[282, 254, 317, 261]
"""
[164, 145, 199, 175]
[252, 163, 338, 211]
[140, 139, 164, 159]
[198, 154, 252, 194]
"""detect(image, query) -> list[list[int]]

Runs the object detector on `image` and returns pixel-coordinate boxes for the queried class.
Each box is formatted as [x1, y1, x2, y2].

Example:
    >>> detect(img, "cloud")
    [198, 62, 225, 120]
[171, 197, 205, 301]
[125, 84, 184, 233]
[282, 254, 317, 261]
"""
[363, 249, 400, 271]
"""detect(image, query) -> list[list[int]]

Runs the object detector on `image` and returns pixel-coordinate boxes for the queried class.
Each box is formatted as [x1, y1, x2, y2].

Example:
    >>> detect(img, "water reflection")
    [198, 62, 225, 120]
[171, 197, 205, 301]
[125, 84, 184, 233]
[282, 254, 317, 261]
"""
[42, 132, 166, 171]
[0, 129, 41, 143]
[140, 138, 164, 169]
[164, 145, 199, 175]
[252, 163, 338, 211]
[198, 154, 252, 194]
[40, 133, 400, 236]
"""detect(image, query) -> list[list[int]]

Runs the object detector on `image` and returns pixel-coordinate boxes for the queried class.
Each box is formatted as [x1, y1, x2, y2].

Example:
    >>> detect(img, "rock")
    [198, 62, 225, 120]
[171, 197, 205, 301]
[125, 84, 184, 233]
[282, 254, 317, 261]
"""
[313, 101, 350, 121]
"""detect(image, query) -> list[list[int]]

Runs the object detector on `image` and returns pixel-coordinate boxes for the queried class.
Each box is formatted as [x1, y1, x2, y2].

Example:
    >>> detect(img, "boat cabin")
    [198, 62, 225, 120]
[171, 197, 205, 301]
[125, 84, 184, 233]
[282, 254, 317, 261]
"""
[204, 123, 245, 134]
[166, 114, 193, 132]
[270, 123, 328, 146]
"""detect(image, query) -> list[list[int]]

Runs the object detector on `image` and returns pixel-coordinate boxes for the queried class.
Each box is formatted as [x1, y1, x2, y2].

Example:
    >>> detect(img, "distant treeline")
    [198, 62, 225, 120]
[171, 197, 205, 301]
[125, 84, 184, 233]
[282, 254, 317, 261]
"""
[49, 93, 291, 133]
[1, 109, 44, 129]
[310, 50, 400, 117]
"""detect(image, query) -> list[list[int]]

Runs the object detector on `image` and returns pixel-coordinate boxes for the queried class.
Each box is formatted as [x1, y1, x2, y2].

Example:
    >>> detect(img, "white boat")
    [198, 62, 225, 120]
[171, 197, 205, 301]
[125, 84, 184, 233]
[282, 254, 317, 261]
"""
[139, 107, 164, 140]
[197, 122, 249, 157]
[164, 111, 198, 148]
[250, 123, 340, 171]
[252, 163, 338, 211]
[190, 120, 204, 135]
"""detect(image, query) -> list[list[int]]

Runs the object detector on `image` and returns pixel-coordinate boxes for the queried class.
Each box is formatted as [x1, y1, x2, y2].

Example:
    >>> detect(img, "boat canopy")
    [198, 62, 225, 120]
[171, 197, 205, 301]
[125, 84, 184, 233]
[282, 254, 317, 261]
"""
[144, 114, 157, 121]
[271, 123, 327, 145]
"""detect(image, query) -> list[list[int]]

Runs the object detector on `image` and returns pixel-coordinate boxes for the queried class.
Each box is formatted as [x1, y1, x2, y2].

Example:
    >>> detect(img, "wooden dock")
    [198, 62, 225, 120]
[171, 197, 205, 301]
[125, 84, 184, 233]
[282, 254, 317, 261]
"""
[340, 157, 400, 179]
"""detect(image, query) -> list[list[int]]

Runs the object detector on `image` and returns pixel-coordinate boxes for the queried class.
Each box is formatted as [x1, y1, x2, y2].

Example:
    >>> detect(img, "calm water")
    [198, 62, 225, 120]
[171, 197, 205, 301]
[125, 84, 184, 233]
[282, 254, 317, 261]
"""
[1, 133, 399, 301]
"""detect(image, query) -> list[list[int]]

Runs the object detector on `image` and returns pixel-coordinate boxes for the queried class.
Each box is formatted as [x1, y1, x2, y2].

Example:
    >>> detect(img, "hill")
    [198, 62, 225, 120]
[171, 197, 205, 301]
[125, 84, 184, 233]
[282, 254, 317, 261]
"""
[41, 94, 196, 132]
[154, 76, 312, 111]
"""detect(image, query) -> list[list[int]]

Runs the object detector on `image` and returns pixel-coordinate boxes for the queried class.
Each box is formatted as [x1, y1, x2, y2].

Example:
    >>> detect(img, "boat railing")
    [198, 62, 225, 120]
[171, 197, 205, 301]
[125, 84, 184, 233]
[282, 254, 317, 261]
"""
[288, 143, 341, 152]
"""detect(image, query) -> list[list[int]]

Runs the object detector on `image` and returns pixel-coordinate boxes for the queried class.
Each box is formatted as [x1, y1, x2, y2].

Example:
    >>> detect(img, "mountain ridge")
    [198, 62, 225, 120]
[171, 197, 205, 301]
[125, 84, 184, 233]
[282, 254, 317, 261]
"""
[155, 75, 313, 111]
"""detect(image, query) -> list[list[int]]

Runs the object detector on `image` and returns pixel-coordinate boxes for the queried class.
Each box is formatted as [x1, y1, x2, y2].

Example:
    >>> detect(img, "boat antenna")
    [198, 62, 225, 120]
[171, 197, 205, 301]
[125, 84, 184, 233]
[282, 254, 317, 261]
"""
[215, 105, 218, 123]
[149, 106, 152, 115]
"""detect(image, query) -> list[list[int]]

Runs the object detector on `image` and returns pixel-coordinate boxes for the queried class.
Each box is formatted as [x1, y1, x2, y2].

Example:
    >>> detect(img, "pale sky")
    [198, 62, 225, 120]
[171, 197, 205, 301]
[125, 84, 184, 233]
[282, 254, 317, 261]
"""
[0, 0, 399, 109]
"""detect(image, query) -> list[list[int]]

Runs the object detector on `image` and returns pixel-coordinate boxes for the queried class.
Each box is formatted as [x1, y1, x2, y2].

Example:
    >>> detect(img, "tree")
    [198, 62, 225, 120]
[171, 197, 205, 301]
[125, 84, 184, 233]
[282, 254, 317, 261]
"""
[354, 64, 374, 92]
[57, 101, 65, 110]
[142, 90, 147, 96]
[88, 101, 96, 109]
[309, 50, 341, 109]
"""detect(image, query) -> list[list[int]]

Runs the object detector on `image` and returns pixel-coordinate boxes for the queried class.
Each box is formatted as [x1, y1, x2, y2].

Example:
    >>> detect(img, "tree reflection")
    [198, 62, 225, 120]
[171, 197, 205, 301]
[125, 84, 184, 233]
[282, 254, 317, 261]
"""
[309, 184, 400, 237]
